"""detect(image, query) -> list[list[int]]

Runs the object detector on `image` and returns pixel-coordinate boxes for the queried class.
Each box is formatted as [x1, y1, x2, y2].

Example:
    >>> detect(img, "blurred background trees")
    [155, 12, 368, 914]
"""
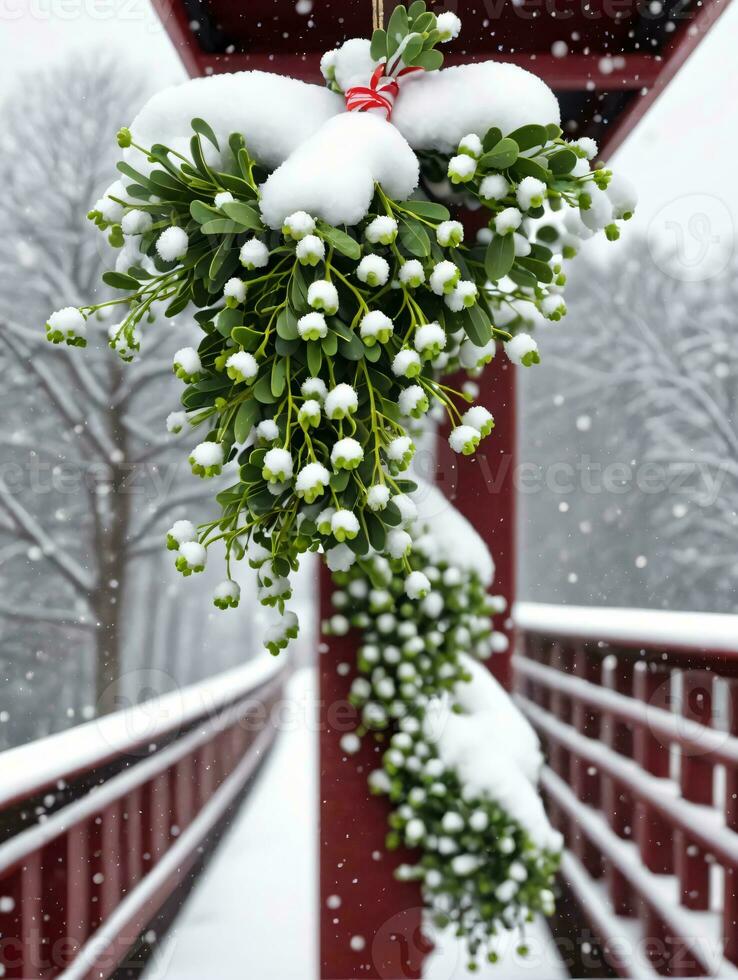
[519, 237, 738, 613]
[0, 59, 272, 746]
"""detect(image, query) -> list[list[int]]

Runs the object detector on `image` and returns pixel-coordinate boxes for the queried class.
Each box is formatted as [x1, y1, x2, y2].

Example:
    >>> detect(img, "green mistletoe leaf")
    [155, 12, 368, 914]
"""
[399, 218, 430, 257]
[411, 48, 443, 71]
[289, 265, 309, 310]
[370, 28, 387, 61]
[507, 124, 548, 152]
[276, 308, 299, 341]
[479, 137, 519, 170]
[234, 399, 260, 443]
[102, 271, 140, 291]
[482, 127, 502, 153]
[400, 200, 450, 222]
[271, 357, 287, 397]
[200, 218, 240, 235]
[191, 117, 220, 151]
[517, 256, 553, 284]
[484, 234, 515, 282]
[254, 374, 278, 404]
[307, 340, 323, 375]
[366, 513, 387, 552]
[319, 224, 361, 260]
[511, 156, 551, 184]
[221, 201, 263, 231]
[386, 4, 409, 57]
[165, 288, 191, 318]
[461, 304, 493, 347]
[337, 333, 365, 361]
[231, 326, 262, 351]
[549, 148, 578, 175]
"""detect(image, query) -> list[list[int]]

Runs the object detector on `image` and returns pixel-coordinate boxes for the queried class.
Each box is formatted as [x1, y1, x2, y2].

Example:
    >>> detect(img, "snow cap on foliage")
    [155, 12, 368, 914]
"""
[331, 437, 363, 468]
[256, 419, 279, 442]
[398, 260, 425, 288]
[429, 261, 460, 295]
[240, 238, 270, 269]
[391, 60, 560, 154]
[504, 333, 540, 366]
[178, 541, 206, 571]
[479, 174, 509, 201]
[366, 215, 398, 245]
[392, 348, 422, 378]
[121, 209, 152, 235]
[263, 447, 294, 483]
[47, 307, 86, 341]
[156, 226, 189, 261]
[223, 277, 246, 304]
[405, 570, 431, 600]
[307, 279, 339, 315]
[191, 441, 223, 468]
[357, 254, 390, 287]
[172, 346, 201, 380]
[166, 411, 187, 434]
[360, 310, 393, 344]
[214, 190, 235, 209]
[437, 10, 462, 40]
[297, 311, 328, 340]
[296, 234, 325, 265]
[226, 350, 258, 383]
[96, 180, 126, 222]
[167, 519, 196, 545]
[325, 383, 358, 419]
[326, 543, 356, 573]
[367, 484, 391, 511]
[411, 481, 494, 585]
[301, 377, 327, 401]
[436, 220, 464, 247]
[127, 70, 342, 177]
[260, 112, 419, 229]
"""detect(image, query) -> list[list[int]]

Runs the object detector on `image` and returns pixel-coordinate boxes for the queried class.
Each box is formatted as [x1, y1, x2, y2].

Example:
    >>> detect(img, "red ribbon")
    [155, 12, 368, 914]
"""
[345, 64, 423, 121]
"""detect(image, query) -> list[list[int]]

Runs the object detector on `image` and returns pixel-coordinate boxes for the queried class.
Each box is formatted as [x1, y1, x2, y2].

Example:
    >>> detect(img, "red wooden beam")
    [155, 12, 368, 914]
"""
[438, 354, 517, 689]
[601, 0, 734, 156]
[318, 572, 429, 979]
[159, 43, 664, 93]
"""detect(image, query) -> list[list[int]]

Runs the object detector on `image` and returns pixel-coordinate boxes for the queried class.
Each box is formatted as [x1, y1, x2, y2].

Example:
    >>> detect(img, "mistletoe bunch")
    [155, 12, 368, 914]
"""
[43, 3, 635, 651]
[324, 516, 559, 968]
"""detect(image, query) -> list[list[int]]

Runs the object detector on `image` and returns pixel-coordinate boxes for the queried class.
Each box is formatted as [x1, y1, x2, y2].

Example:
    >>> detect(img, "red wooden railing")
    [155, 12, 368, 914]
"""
[0, 655, 286, 979]
[513, 602, 738, 979]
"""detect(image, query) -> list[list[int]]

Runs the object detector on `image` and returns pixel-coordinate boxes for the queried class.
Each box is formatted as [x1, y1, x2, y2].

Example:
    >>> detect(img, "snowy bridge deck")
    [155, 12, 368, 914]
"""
[142, 669, 566, 980]
[1, 604, 736, 978]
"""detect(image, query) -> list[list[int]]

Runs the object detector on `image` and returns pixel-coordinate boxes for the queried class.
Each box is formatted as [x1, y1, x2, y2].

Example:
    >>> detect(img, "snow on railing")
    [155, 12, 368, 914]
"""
[0, 654, 284, 809]
[515, 602, 738, 657]
[513, 602, 738, 978]
[0, 654, 288, 979]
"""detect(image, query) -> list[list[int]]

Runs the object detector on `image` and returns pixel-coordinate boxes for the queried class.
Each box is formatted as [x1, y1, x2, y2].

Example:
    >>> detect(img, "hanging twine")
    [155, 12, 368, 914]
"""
[372, 0, 385, 32]
[346, 1, 421, 121]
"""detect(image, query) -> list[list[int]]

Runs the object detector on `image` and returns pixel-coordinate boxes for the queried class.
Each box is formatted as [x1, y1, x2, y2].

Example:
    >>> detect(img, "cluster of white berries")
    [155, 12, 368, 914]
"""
[46, 307, 88, 348]
[166, 520, 207, 576]
[323, 511, 558, 965]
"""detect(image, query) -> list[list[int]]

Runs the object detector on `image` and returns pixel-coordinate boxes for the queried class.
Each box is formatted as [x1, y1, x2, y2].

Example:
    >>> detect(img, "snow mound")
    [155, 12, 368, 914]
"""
[124, 58, 560, 229]
[259, 112, 419, 229]
[412, 480, 495, 586]
[127, 70, 342, 174]
[392, 60, 561, 154]
[425, 654, 561, 851]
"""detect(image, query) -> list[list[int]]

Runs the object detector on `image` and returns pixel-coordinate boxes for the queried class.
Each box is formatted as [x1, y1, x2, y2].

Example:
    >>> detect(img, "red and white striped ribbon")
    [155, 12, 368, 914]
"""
[345, 64, 423, 122]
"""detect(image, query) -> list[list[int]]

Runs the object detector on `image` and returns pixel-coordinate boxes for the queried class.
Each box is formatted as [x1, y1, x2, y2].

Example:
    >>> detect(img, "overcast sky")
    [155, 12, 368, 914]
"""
[2, 0, 736, 272]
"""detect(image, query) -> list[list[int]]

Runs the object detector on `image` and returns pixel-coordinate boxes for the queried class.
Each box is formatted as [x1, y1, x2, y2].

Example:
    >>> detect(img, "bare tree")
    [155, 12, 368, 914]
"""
[0, 58, 218, 723]
[520, 237, 738, 613]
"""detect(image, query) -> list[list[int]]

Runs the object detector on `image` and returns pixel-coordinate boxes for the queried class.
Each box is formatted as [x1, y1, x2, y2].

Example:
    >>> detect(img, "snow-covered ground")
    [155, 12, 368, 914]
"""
[142, 668, 565, 980]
